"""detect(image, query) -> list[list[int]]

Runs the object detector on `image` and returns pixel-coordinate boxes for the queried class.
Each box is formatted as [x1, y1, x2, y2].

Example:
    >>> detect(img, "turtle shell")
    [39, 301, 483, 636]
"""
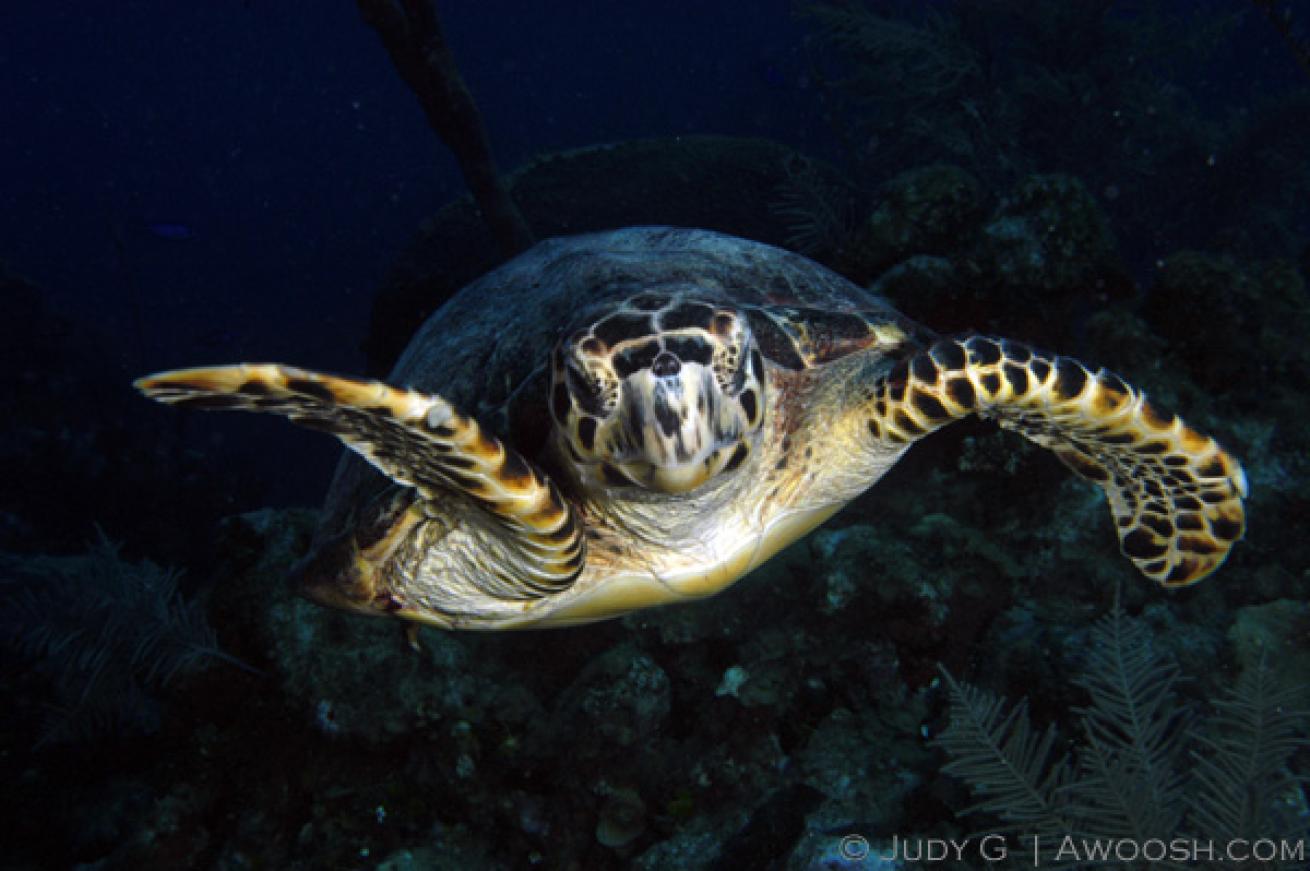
[319, 227, 918, 533]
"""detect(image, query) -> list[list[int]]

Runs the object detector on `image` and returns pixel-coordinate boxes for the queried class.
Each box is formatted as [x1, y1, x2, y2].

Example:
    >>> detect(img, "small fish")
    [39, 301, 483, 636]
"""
[755, 54, 791, 91]
[146, 222, 196, 241]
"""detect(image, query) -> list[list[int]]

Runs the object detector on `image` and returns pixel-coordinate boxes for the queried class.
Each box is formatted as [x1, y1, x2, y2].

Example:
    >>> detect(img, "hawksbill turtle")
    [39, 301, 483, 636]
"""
[136, 228, 1247, 630]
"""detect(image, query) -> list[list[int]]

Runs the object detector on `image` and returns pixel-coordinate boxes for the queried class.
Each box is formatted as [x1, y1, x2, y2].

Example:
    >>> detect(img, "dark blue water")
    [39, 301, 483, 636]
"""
[3, 0, 817, 513]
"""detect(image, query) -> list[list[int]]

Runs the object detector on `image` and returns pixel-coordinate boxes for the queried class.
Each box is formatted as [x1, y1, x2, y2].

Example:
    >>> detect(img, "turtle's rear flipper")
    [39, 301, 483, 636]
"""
[135, 364, 584, 591]
[867, 336, 1247, 586]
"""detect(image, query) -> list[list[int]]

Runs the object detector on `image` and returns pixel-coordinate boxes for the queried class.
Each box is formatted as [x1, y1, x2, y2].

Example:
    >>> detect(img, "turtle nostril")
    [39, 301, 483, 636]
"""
[651, 352, 681, 378]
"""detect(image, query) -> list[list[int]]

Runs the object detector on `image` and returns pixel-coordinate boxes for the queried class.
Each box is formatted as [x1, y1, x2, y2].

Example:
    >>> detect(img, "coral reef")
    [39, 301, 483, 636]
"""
[937, 604, 1310, 864]
[1144, 251, 1310, 396]
[837, 164, 985, 282]
[843, 168, 1129, 350]
[975, 174, 1128, 304]
[802, 2, 1310, 270]
[1, 531, 250, 745]
[770, 153, 861, 259]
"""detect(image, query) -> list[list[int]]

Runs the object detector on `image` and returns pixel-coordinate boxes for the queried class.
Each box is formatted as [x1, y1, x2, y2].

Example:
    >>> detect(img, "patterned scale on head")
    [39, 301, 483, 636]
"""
[549, 293, 767, 493]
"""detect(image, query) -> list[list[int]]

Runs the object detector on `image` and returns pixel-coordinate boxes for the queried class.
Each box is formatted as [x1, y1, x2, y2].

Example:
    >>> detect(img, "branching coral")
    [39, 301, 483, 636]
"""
[2, 531, 254, 745]
[769, 154, 859, 257]
[937, 602, 1309, 865]
[801, 3, 981, 106]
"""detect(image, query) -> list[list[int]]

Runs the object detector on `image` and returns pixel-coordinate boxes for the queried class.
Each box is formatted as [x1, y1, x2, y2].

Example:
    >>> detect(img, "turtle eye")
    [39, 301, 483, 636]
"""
[565, 360, 613, 418]
[707, 310, 752, 395]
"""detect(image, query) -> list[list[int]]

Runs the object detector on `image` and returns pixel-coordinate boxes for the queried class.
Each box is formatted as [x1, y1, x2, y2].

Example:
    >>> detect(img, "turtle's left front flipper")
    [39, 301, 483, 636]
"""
[867, 336, 1247, 586]
[135, 364, 584, 593]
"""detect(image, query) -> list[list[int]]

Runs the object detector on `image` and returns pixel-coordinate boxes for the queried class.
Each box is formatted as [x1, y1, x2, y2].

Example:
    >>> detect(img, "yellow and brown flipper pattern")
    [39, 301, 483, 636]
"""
[135, 364, 584, 593]
[868, 336, 1247, 587]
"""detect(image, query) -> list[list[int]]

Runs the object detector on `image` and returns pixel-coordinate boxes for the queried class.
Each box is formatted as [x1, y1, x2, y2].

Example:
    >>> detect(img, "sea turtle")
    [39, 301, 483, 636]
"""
[136, 227, 1247, 631]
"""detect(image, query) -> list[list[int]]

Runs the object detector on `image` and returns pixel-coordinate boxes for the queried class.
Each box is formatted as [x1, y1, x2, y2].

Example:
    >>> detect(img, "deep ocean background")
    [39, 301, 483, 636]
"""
[3, 0, 821, 513]
[3, 2, 1310, 869]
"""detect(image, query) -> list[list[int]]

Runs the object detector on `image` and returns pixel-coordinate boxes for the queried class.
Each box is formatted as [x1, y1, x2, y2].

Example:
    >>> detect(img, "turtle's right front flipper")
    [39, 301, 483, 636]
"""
[864, 336, 1247, 587]
[135, 364, 585, 594]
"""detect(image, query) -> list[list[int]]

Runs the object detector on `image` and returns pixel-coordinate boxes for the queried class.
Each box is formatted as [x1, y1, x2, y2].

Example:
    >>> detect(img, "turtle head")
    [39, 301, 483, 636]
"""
[550, 297, 766, 493]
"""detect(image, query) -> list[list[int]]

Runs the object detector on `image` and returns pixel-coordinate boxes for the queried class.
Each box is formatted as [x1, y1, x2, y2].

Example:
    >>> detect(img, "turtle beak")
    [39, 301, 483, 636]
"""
[609, 362, 749, 493]
[627, 366, 722, 461]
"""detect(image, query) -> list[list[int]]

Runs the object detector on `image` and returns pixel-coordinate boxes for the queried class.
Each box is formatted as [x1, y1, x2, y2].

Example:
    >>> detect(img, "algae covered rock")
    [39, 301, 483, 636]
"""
[839, 164, 985, 283]
[1228, 599, 1310, 689]
[867, 254, 963, 320]
[551, 644, 672, 755]
[810, 523, 953, 622]
[857, 171, 1130, 346]
[795, 704, 929, 836]
[595, 786, 648, 849]
[977, 174, 1129, 301]
[1144, 251, 1310, 395]
[210, 508, 501, 743]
